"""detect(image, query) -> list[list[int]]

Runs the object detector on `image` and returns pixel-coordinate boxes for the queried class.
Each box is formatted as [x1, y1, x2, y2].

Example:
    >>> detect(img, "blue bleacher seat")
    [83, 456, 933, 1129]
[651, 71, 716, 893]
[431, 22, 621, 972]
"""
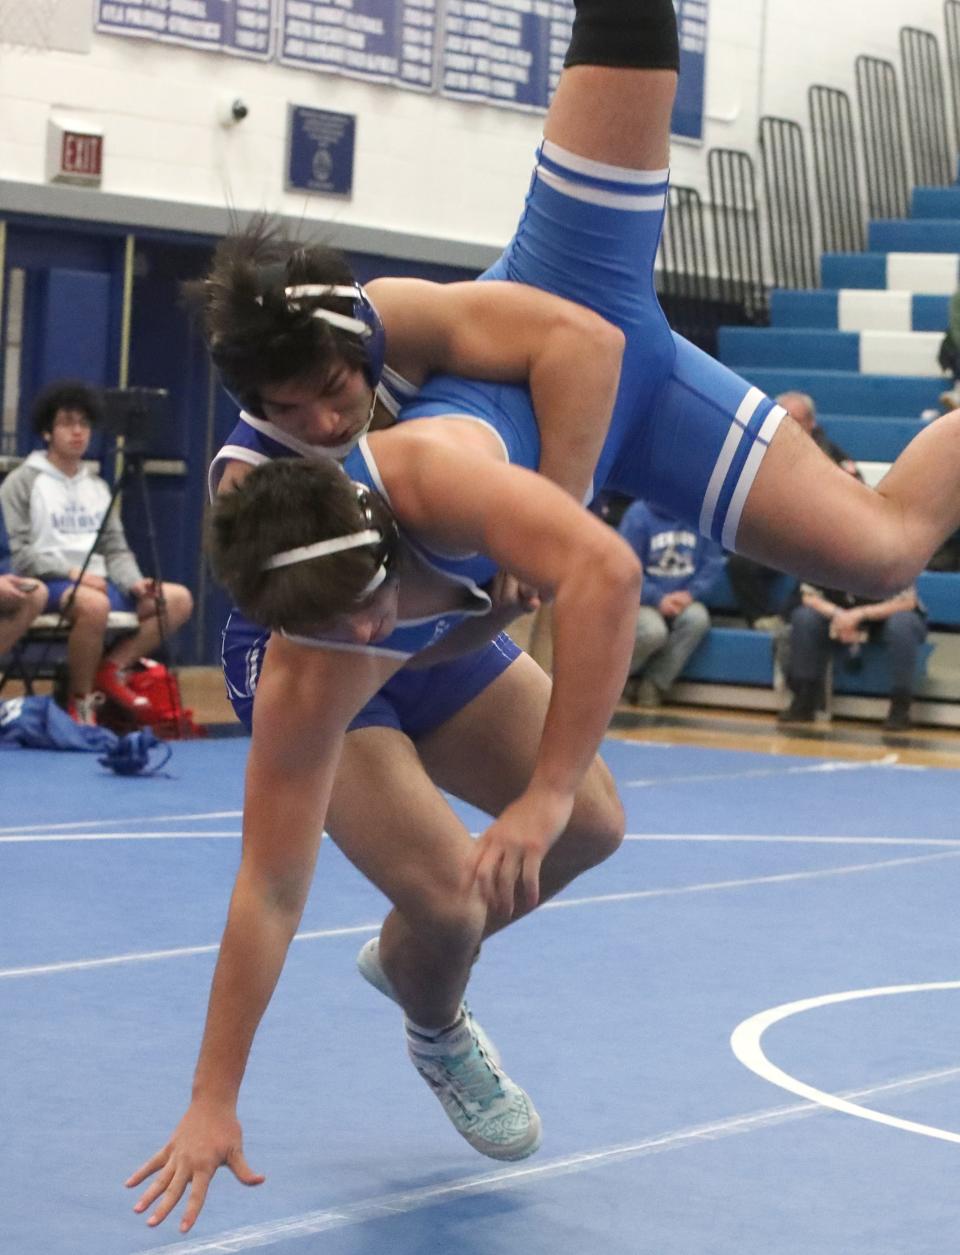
[719, 327, 860, 370]
[681, 628, 775, 686]
[913, 294, 952, 331]
[912, 187, 960, 219]
[769, 290, 838, 328]
[816, 416, 925, 463]
[741, 369, 941, 417]
[869, 220, 960, 253]
[821, 254, 888, 289]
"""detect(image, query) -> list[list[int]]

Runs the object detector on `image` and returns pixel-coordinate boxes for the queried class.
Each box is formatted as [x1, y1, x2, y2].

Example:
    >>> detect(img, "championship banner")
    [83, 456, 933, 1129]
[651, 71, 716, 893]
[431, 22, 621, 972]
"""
[278, 0, 436, 91]
[95, 0, 275, 60]
[438, 0, 707, 137]
[672, 0, 708, 143]
[440, 0, 572, 112]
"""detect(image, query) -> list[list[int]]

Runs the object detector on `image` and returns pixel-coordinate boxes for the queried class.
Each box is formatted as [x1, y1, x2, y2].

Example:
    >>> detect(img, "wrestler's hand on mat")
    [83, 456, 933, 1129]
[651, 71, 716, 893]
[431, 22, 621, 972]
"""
[126, 1101, 264, 1232]
[470, 788, 574, 918]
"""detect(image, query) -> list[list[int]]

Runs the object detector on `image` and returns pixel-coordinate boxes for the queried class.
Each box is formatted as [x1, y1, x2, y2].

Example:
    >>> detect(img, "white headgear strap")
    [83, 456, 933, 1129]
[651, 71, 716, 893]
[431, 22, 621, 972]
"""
[284, 285, 371, 339]
[278, 283, 379, 458]
[263, 528, 381, 571]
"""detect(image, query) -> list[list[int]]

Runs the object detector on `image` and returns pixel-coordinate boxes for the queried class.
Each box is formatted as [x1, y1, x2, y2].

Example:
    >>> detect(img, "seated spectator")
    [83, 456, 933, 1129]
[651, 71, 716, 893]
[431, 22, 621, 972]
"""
[0, 494, 47, 662]
[0, 381, 193, 724]
[727, 391, 860, 630]
[779, 582, 926, 731]
[618, 499, 724, 707]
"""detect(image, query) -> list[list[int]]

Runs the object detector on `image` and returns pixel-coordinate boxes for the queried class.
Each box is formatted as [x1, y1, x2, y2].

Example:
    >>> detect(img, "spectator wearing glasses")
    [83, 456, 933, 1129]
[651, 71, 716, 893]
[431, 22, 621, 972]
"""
[0, 381, 193, 723]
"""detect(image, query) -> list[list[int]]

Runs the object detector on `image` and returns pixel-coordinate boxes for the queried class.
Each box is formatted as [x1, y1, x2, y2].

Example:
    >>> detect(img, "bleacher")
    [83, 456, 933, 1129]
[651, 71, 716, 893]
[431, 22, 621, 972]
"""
[672, 181, 960, 725]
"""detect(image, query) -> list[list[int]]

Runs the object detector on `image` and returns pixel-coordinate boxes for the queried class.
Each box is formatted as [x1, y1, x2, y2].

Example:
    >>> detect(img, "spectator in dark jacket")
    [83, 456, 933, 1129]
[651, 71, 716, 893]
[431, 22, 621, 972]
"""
[618, 499, 725, 707]
[779, 582, 927, 731]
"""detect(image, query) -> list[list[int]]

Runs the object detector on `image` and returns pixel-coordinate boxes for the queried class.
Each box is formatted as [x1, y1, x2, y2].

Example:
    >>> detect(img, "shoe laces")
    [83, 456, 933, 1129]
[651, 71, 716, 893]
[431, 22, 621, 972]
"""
[412, 1023, 505, 1113]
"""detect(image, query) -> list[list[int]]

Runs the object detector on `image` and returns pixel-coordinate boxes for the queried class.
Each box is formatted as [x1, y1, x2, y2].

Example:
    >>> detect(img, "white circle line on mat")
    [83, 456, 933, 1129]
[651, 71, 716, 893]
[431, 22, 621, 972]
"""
[731, 980, 960, 1145]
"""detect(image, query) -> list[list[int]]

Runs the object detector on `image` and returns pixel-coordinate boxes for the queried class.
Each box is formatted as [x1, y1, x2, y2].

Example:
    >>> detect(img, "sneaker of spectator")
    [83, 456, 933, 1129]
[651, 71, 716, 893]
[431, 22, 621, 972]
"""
[67, 692, 101, 725]
[632, 677, 663, 708]
[777, 680, 818, 724]
[883, 691, 913, 732]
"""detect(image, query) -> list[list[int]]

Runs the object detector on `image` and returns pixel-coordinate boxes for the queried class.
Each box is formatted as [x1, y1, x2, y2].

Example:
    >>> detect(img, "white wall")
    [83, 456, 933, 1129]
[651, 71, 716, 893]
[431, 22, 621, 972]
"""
[0, 0, 951, 253]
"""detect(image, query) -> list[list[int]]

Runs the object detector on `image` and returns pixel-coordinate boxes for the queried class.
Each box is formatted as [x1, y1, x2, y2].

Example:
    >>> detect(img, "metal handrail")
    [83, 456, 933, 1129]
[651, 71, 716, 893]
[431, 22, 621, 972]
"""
[759, 116, 819, 289]
[901, 25, 954, 187]
[707, 148, 768, 323]
[855, 54, 911, 219]
[809, 85, 867, 253]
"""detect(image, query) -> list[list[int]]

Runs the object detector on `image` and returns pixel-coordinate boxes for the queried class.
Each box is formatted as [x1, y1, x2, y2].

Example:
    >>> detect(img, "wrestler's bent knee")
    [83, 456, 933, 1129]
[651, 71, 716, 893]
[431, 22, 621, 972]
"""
[567, 769, 626, 869]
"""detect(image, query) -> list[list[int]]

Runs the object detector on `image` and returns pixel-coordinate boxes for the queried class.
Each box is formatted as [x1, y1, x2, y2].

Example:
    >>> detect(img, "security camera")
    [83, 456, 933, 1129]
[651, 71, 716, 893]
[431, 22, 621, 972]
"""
[219, 97, 250, 127]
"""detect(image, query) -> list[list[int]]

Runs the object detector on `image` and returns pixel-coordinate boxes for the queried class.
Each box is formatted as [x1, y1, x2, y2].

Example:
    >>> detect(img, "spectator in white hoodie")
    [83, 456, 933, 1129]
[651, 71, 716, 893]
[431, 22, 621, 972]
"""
[0, 382, 192, 723]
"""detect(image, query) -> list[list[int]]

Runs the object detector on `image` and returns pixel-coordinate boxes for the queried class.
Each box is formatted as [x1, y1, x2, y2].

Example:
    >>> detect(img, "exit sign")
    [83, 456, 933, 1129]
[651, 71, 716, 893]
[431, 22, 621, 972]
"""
[62, 132, 102, 178]
[46, 118, 104, 187]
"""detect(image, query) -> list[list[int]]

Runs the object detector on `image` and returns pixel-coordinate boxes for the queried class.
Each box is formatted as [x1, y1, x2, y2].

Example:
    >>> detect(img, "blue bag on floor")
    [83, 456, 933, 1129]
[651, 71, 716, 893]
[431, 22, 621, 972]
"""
[0, 695, 171, 775]
[0, 695, 116, 751]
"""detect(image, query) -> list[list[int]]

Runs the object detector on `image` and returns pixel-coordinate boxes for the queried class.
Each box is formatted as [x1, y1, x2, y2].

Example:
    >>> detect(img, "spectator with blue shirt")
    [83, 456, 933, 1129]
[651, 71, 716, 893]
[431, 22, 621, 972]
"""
[618, 499, 725, 707]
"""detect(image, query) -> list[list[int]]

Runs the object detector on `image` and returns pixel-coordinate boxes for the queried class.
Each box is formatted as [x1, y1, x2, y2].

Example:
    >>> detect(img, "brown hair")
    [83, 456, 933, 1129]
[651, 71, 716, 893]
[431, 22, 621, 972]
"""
[184, 215, 367, 416]
[207, 458, 394, 632]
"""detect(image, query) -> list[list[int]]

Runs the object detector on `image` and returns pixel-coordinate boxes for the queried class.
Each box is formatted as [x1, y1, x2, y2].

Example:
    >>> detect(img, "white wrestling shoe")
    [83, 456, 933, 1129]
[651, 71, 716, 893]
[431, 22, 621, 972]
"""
[406, 1013, 542, 1161]
[356, 936, 542, 1161]
[357, 935, 501, 1064]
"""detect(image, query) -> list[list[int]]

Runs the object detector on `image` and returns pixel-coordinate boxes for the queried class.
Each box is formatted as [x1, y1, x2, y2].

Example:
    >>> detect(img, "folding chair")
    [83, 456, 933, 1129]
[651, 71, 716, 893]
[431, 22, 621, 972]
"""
[0, 610, 140, 697]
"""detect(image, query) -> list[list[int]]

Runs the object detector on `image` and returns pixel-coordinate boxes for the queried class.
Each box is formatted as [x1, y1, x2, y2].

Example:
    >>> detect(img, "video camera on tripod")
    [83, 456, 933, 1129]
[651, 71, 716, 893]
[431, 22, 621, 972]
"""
[99, 386, 170, 456]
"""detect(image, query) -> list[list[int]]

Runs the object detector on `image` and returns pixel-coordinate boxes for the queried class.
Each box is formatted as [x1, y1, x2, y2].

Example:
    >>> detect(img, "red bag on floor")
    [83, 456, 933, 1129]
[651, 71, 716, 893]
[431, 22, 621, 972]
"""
[108, 659, 206, 740]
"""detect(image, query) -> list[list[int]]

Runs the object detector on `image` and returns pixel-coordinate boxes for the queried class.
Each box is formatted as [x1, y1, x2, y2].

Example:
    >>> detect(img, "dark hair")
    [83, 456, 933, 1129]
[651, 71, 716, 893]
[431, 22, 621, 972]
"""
[30, 380, 102, 437]
[184, 215, 367, 417]
[207, 458, 396, 632]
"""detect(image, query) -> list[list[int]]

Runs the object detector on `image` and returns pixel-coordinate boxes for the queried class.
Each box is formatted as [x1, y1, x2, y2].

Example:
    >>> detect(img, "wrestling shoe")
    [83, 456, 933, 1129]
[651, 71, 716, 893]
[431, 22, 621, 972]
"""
[357, 936, 501, 1064]
[358, 937, 541, 1159]
[406, 1013, 542, 1161]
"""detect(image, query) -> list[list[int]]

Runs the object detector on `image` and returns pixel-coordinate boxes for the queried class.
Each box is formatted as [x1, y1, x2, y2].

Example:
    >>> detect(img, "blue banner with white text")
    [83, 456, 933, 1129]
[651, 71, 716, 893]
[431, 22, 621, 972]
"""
[95, 0, 275, 60]
[94, 0, 706, 135]
[672, 0, 708, 142]
[278, 0, 436, 90]
[440, 0, 572, 112]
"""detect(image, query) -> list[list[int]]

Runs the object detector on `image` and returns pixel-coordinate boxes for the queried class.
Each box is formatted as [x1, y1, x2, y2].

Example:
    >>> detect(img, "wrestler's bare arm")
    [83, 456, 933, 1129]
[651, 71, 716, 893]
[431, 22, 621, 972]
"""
[371, 425, 640, 913]
[369, 277, 625, 504]
[127, 637, 400, 1233]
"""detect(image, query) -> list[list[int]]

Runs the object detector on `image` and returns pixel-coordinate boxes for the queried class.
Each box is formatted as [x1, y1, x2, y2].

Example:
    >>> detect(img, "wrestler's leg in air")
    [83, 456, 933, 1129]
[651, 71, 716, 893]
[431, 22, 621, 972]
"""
[735, 406, 960, 598]
[529, 0, 678, 494]
[531, 1, 960, 595]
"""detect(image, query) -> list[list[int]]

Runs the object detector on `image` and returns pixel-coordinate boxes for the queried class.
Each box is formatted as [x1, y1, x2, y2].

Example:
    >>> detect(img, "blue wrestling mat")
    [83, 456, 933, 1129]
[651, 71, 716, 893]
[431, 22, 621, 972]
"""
[3, 735, 960, 1254]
